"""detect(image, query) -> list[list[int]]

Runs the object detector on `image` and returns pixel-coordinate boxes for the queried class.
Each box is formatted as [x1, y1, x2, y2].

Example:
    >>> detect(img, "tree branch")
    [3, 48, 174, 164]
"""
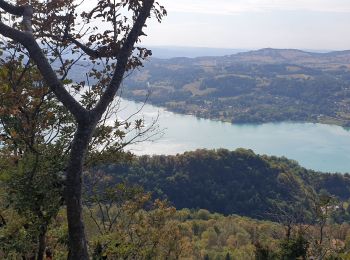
[53, 31, 118, 59]
[66, 35, 102, 58]
[0, 0, 25, 16]
[92, 0, 154, 117]
[0, 0, 33, 33]
[0, 22, 88, 121]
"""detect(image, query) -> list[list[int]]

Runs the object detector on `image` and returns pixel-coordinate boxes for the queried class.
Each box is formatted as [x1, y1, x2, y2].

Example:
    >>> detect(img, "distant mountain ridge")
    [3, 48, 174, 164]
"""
[147, 46, 347, 60]
[229, 48, 350, 66]
[146, 46, 249, 59]
[151, 48, 350, 63]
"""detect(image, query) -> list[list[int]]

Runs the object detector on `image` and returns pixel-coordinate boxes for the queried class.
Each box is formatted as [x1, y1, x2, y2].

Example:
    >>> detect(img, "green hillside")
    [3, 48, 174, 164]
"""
[96, 148, 350, 221]
[124, 48, 350, 126]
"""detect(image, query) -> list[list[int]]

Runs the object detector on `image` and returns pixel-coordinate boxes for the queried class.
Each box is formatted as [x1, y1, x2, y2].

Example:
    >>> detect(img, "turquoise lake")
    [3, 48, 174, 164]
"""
[117, 99, 350, 174]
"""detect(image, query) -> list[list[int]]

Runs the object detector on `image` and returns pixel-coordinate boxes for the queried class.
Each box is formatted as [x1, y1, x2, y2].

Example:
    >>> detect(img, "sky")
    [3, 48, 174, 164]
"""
[141, 0, 350, 51]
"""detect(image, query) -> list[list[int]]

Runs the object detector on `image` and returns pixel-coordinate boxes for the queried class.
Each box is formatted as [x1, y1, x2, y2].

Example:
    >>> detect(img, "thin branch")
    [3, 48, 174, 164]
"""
[0, 21, 88, 121]
[0, 0, 25, 16]
[0, 0, 33, 33]
[92, 0, 155, 117]
[86, 206, 104, 235]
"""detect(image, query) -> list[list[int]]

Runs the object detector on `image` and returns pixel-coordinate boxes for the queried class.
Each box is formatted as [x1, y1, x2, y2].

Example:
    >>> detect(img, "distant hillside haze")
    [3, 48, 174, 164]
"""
[232, 48, 350, 66]
[147, 46, 249, 58]
[122, 48, 350, 126]
[142, 46, 339, 59]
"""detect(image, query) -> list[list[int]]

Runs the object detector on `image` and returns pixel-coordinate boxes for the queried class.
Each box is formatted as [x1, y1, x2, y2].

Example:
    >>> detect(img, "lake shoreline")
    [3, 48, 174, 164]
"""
[118, 98, 350, 174]
[122, 96, 350, 128]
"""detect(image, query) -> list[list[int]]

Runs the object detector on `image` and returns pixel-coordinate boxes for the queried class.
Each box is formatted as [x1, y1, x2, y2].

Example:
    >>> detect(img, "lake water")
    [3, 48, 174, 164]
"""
[116, 99, 350, 174]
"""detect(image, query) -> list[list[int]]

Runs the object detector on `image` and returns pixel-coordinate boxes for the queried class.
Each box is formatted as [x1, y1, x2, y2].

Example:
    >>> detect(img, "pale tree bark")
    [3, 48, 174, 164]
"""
[0, 0, 155, 258]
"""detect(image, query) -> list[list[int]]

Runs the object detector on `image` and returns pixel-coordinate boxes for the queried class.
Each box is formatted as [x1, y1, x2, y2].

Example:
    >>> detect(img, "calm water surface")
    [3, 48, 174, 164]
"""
[117, 99, 350, 174]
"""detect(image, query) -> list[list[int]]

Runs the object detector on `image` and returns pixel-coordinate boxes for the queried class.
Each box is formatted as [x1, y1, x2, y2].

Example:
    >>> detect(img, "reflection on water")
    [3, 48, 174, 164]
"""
[117, 98, 350, 174]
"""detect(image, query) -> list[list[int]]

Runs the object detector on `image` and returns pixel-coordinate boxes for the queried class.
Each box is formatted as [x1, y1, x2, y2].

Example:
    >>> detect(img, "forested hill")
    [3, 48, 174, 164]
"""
[123, 48, 350, 126]
[96, 149, 350, 221]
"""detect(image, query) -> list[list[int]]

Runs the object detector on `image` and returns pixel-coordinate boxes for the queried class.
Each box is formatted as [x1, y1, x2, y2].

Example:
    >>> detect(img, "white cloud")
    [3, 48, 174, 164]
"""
[163, 0, 350, 15]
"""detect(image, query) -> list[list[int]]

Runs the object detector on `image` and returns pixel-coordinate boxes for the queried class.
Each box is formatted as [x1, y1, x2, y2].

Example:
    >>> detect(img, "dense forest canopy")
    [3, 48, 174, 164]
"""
[96, 148, 350, 221]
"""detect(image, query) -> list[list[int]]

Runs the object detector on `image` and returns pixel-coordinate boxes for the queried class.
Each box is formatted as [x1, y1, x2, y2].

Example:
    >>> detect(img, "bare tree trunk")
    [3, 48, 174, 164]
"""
[37, 226, 47, 260]
[66, 123, 96, 259]
[286, 223, 292, 241]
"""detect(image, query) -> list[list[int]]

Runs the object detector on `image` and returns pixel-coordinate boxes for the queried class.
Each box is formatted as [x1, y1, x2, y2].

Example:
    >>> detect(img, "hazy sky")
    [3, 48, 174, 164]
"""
[141, 0, 350, 50]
